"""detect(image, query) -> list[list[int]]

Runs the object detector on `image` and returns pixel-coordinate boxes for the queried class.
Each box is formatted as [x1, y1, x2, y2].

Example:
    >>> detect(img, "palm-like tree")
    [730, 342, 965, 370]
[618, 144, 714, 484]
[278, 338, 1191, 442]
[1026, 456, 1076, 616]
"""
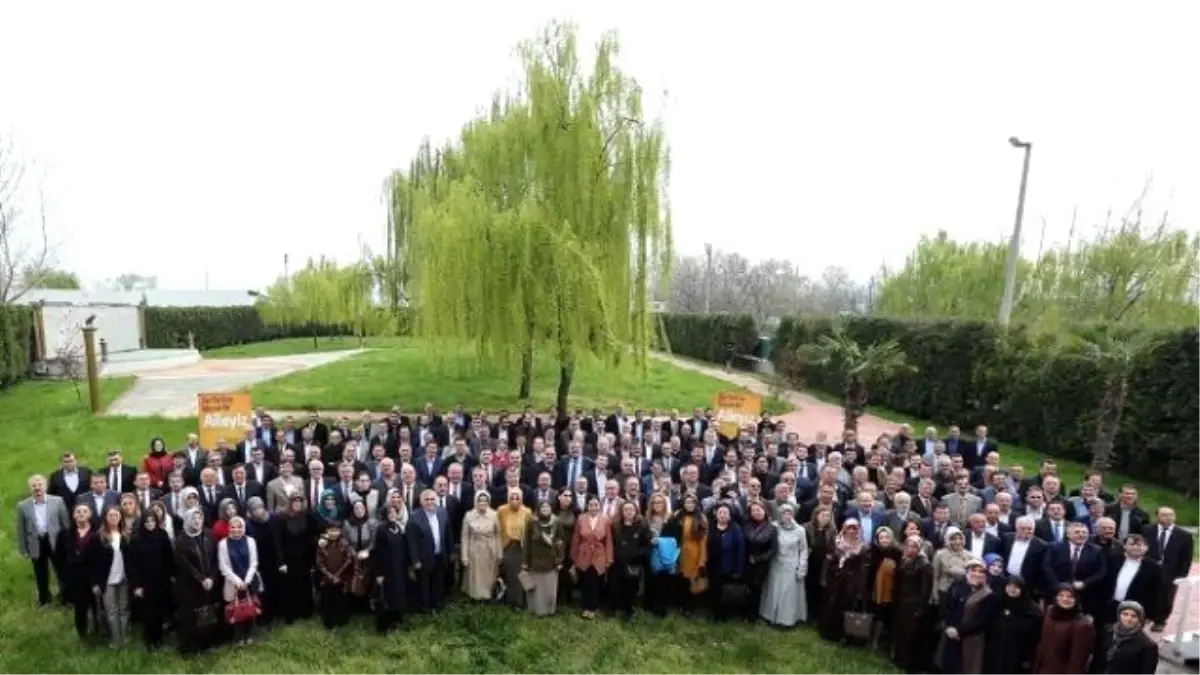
[797, 326, 917, 432]
[1074, 331, 1159, 472]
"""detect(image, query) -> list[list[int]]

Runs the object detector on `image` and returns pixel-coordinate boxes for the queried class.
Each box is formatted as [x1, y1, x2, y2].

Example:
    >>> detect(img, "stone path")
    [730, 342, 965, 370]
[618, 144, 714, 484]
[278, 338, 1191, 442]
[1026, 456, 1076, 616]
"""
[105, 350, 365, 418]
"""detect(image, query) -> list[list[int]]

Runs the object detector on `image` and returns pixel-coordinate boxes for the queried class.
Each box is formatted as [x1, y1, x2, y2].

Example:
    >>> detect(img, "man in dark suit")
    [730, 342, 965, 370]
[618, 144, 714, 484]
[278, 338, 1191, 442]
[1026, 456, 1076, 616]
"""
[415, 440, 444, 487]
[1042, 521, 1108, 615]
[1144, 506, 1195, 631]
[302, 460, 332, 513]
[406, 489, 453, 613]
[963, 513, 1001, 558]
[1104, 485, 1151, 540]
[920, 503, 954, 550]
[196, 468, 224, 526]
[999, 516, 1047, 600]
[48, 452, 92, 501]
[1100, 533, 1163, 626]
[76, 473, 120, 527]
[960, 425, 998, 472]
[555, 443, 592, 490]
[180, 434, 207, 477]
[220, 465, 265, 516]
[103, 450, 138, 495]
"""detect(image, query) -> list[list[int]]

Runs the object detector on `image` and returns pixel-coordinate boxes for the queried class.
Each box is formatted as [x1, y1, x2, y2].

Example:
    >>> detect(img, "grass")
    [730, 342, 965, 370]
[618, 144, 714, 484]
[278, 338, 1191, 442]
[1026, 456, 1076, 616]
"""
[0, 380, 887, 674]
[202, 336, 406, 359]
[247, 338, 792, 414]
[800, 388, 1198, 527]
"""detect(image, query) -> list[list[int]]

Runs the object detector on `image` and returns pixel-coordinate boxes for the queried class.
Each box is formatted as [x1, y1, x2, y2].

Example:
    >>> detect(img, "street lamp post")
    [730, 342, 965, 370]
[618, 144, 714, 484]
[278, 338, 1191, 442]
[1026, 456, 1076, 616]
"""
[998, 136, 1032, 327]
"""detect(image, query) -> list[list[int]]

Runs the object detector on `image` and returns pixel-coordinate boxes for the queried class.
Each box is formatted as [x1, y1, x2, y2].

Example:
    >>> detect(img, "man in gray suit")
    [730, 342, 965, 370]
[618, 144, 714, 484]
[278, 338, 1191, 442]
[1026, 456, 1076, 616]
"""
[15, 474, 71, 606]
[943, 476, 983, 528]
[266, 460, 304, 513]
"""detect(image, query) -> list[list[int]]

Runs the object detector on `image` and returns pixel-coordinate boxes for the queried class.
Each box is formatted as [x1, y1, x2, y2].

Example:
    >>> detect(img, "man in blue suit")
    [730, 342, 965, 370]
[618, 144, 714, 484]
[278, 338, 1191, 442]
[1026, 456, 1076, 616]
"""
[406, 489, 453, 613]
[1042, 521, 1108, 616]
[416, 440, 444, 487]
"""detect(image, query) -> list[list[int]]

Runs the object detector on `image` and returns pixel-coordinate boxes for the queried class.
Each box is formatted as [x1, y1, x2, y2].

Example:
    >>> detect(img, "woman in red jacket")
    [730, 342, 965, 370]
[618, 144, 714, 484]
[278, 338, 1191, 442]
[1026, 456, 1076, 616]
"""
[141, 437, 174, 490]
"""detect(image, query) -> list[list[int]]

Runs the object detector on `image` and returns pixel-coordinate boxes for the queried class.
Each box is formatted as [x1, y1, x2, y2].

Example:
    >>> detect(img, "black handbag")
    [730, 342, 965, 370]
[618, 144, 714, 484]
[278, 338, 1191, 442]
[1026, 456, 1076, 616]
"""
[194, 602, 220, 629]
[720, 582, 750, 606]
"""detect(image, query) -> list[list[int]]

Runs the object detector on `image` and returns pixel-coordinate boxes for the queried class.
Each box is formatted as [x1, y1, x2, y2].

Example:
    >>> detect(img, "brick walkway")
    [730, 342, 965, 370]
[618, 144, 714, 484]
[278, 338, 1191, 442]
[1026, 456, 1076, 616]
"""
[650, 353, 1200, 639]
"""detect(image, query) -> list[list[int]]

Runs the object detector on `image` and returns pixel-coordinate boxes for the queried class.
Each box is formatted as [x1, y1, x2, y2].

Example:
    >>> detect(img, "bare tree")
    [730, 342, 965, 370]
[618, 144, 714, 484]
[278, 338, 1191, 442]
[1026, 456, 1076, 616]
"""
[0, 133, 52, 302]
[101, 273, 158, 292]
[666, 249, 864, 321]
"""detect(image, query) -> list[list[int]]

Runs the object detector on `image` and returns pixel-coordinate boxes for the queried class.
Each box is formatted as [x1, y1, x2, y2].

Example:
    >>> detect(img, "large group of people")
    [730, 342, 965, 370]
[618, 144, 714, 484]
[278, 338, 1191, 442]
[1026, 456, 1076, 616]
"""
[14, 404, 1195, 673]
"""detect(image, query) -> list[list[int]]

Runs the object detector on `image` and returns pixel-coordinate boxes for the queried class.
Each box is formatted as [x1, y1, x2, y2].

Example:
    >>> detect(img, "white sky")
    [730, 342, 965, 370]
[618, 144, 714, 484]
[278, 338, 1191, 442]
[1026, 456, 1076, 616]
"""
[2, 0, 1197, 290]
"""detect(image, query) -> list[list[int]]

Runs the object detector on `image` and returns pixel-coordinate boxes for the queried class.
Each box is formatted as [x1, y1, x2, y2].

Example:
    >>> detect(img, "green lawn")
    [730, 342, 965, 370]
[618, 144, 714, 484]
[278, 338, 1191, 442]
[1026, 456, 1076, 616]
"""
[203, 336, 405, 359]
[801, 388, 1198, 526]
[0, 380, 886, 674]
[247, 339, 792, 414]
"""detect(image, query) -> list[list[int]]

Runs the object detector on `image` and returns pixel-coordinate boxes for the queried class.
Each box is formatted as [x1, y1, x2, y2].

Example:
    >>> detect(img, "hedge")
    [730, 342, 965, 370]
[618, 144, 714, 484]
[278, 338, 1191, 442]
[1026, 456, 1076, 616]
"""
[145, 307, 412, 351]
[657, 313, 759, 364]
[0, 305, 35, 390]
[774, 316, 1200, 496]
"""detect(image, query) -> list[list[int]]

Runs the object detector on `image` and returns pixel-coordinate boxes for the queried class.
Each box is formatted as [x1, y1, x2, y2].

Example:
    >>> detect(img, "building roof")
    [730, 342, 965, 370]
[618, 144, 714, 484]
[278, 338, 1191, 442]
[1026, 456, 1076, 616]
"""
[19, 289, 256, 308]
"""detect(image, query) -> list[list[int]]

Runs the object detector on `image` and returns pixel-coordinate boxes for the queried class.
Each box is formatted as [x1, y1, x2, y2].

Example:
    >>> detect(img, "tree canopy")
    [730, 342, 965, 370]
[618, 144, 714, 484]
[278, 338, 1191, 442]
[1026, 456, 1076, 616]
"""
[384, 23, 672, 414]
[257, 257, 387, 347]
[874, 204, 1199, 333]
[23, 266, 80, 290]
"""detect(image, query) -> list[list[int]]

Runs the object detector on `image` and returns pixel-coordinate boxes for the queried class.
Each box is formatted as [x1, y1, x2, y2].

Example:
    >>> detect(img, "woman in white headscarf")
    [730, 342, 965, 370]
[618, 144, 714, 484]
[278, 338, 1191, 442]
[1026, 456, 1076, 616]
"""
[759, 502, 809, 626]
[172, 508, 218, 654]
[930, 525, 971, 605]
[461, 491, 503, 601]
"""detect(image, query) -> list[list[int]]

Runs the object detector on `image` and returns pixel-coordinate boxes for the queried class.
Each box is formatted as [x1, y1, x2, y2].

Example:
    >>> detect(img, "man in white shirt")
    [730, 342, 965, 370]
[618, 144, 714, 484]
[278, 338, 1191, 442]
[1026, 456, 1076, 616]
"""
[1001, 516, 1045, 588]
[1107, 533, 1163, 627]
[15, 475, 71, 606]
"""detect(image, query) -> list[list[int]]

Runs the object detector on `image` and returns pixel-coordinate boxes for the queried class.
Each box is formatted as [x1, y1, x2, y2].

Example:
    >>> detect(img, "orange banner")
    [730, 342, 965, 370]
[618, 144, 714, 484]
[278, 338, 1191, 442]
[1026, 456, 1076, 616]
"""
[715, 391, 762, 439]
[197, 393, 254, 450]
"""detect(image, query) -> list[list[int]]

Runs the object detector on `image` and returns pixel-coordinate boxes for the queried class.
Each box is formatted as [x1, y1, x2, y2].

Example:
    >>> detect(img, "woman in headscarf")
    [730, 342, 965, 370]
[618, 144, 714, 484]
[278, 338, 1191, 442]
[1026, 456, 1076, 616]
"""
[217, 515, 262, 645]
[244, 497, 279, 625]
[553, 488, 578, 603]
[315, 489, 341, 528]
[270, 494, 315, 622]
[892, 535, 935, 674]
[315, 519, 355, 630]
[343, 498, 377, 610]
[461, 491, 502, 601]
[931, 526, 972, 605]
[983, 575, 1043, 675]
[611, 500, 653, 620]
[1090, 599, 1157, 674]
[804, 505, 838, 622]
[759, 501, 809, 627]
[705, 502, 746, 622]
[173, 508, 218, 654]
[982, 553, 1006, 592]
[497, 487, 533, 607]
[1031, 585, 1095, 674]
[666, 492, 708, 616]
[127, 509, 174, 649]
[868, 525, 900, 648]
[371, 503, 410, 633]
[743, 501, 778, 621]
[523, 499, 566, 617]
[817, 518, 871, 642]
[176, 487, 200, 532]
[211, 498, 238, 541]
[939, 558, 999, 674]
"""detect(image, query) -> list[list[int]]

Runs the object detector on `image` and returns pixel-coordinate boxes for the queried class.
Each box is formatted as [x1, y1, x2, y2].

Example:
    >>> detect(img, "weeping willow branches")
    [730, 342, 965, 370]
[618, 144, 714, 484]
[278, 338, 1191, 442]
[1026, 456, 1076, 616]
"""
[385, 22, 672, 414]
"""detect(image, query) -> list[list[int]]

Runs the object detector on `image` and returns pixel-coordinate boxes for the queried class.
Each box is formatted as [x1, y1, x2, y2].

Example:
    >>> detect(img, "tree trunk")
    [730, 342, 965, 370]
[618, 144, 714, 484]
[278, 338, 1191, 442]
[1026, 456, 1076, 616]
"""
[842, 377, 868, 432]
[555, 360, 574, 423]
[1090, 374, 1128, 472]
[518, 339, 533, 399]
[312, 334, 318, 350]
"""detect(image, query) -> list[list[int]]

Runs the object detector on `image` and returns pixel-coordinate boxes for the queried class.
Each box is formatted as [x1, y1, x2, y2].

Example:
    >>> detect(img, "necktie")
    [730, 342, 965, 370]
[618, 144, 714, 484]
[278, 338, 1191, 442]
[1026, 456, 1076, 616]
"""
[569, 459, 578, 486]
[111, 469, 120, 493]
[1159, 528, 1168, 555]
[312, 482, 318, 507]
[208, 487, 215, 504]
[238, 486, 244, 503]
[1071, 546, 1079, 567]
[173, 495, 180, 513]
[439, 497, 445, 509]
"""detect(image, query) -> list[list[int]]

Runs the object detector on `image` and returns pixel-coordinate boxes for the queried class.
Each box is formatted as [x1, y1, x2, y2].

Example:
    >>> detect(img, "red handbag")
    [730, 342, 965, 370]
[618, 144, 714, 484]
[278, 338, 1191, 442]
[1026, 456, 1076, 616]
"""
[224, 591, 261, 625]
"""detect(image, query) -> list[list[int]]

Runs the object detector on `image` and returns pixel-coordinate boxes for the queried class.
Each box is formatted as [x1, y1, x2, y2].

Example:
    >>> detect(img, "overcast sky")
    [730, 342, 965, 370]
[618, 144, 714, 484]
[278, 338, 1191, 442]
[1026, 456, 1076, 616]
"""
[2, 1, 1196, 291]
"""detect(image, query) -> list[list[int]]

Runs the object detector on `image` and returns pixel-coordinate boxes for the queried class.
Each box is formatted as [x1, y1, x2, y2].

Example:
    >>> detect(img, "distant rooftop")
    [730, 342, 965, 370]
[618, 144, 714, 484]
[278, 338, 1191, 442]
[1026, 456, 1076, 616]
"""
[19, 289, 256, 308]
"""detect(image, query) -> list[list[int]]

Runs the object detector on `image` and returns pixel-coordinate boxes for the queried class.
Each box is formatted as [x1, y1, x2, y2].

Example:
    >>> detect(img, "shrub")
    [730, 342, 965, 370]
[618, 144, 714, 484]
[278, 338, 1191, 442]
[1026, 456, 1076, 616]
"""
[144, 306, 414, 351]
[0, 304, 34, 389]
[657, 313, 759, 364]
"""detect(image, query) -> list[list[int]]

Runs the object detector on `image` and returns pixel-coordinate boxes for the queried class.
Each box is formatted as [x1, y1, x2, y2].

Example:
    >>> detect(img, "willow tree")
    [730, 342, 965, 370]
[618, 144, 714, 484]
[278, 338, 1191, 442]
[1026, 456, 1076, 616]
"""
[404, 22, 672, 415]
[258, 257, 376, 348]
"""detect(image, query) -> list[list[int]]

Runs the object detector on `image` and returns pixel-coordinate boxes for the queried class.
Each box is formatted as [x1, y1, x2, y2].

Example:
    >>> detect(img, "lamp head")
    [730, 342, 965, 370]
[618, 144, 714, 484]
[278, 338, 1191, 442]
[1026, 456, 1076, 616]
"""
[1009, 136, 1025, 148]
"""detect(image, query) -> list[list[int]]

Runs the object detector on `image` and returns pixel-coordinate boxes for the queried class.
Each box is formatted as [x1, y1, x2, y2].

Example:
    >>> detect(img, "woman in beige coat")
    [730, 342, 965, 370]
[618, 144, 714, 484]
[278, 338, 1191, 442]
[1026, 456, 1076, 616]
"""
[460, 491, 502, 601]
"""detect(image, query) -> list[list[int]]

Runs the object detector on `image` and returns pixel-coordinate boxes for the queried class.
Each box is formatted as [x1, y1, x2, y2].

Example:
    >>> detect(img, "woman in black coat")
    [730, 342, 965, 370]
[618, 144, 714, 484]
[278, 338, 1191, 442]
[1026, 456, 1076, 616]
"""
[172, 508, 219, 655]
[370, 503, 410, 633]
[57, 503, 100, 640]
[245, 497, 280, 625]
[127, 510, 175, 649]
[984, 575, 1043, 674]
[742, 501, 777, 621]
[1090, 600, 1158, 674]
[271, 495, 316, 622]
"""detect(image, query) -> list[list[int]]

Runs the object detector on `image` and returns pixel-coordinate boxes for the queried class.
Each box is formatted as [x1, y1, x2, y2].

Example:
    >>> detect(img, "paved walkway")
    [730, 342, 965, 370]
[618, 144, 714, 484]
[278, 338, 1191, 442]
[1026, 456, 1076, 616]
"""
[105, 350, 365, 418]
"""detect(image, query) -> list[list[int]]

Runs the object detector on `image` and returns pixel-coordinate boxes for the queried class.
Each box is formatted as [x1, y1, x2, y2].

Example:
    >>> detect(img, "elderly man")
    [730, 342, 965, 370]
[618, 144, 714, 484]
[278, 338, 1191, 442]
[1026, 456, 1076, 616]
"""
[885, 491, 920, 535]
[15, 475, 71, 607]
